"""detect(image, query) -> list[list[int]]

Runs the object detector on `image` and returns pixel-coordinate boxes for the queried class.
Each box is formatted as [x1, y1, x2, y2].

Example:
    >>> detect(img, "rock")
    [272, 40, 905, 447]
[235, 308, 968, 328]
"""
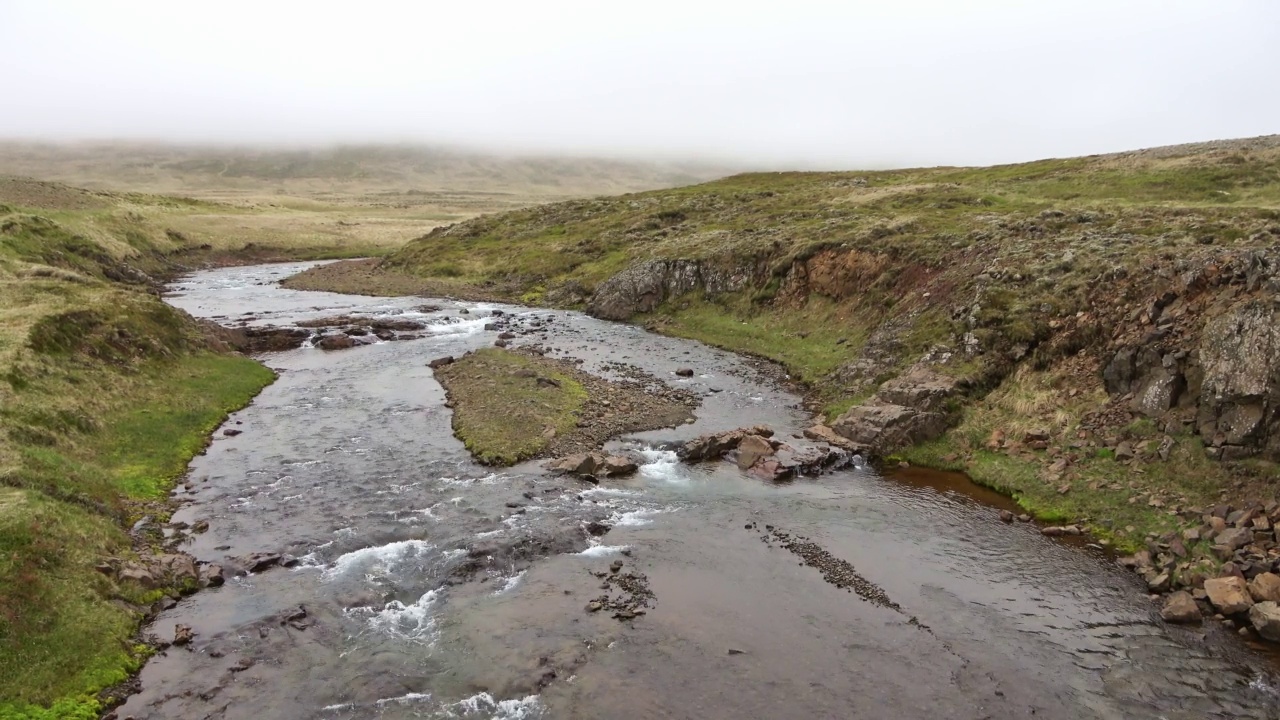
[498, 332, 516, 340]
[316, 334, 356, 351]
[1160, 591, 1202, 624]
[191, 519, 210, 534]
[586, 601, 603, 613]
[610, 560, 624, 573]
[1249, 572, 1280, 603]
[1249, 601, 1280, 641]
[1217, 527, 1253, 551]
[1024, 428, 1051, 443]
[679, 429, 747, 462]
[118, 563, 159, 588]
[1198, 300, 1280, 453]
[1147, 573, 1172, 593]
[1017, 514, 1032, 523]
[236, 552, 282, 574]
[202, 563, 225, 587]
[428, 356, 455, 369]
[802, 424, 863, 451]
[223, 428, 242, 437]
[1114, 442, 1135, 460]
[749, 459, 796, 482]
[600, 455, 638, 477]
[1205, 576, 1254, 615]
[675, 368, 695, 377]
[157, 554, 199, 585]
[587, 259, 751, 321]
[1041, 526, 1067, 537]
[832, 403, 949, 455]
[584, 521, 611, 537]
[999, 510, 1015, 523]
[736, 435, 774, 470]
[173, 624, 194, 646]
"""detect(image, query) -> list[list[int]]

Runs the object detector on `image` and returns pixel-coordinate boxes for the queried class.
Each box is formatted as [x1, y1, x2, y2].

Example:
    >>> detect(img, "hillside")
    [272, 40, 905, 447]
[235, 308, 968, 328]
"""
[290, 135, 1280, 591]
[0, 142, 729, 199]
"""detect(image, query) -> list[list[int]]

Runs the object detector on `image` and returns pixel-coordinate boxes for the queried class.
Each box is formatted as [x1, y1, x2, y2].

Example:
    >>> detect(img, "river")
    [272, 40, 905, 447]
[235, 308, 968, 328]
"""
[115, 261, 1280, 719]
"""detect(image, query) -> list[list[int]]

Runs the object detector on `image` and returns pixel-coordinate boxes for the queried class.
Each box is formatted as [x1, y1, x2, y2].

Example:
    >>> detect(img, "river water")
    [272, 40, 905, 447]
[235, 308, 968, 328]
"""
[117, 261, 1280, 719]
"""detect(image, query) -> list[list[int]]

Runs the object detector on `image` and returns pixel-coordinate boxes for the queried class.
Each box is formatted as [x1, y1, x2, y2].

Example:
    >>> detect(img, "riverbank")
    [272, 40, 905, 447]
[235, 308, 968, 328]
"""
[283, 136, 1280, 636]
[0, 181, 372, 718]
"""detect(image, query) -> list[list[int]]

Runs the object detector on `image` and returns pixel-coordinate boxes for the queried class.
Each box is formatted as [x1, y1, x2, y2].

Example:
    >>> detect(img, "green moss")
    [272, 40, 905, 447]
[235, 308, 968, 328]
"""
[435, 349, 587, 465]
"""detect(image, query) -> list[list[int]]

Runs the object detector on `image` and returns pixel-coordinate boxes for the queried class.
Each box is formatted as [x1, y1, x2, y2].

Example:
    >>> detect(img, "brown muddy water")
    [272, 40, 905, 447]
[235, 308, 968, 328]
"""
[117, 261, 1280, 719]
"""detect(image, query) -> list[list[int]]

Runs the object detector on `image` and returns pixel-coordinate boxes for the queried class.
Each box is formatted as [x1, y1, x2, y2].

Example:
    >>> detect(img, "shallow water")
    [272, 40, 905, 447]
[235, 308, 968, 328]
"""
[118, 261, 1280, 719]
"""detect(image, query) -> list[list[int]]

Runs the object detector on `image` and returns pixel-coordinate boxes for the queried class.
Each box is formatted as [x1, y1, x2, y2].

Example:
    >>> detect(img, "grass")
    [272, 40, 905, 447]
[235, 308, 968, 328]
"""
[644, 294, 869, 389]
[434, 349, 587, 465]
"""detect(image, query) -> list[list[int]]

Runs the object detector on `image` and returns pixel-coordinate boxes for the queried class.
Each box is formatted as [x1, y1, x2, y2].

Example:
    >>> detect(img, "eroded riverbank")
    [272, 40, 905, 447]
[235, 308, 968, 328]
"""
[114, 261, 1280, 720]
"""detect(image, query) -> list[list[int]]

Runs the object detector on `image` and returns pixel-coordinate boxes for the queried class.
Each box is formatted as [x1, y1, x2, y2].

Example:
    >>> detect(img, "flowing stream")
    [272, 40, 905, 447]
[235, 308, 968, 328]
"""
[117, 261, 1280, 719]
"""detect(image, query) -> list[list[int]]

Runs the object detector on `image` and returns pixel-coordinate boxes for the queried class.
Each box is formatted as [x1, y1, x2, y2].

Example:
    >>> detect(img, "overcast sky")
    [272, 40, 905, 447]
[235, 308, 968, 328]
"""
[2, 1, 1278, 168]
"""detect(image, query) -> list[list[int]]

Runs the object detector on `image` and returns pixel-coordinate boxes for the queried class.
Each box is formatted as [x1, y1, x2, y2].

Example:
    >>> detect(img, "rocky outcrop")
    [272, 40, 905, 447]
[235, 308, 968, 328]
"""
[678, 425, 855, 480]
[831, 369, 958, 455]
[1101, 251, 1280, 462]
[587, 259, 756, 321]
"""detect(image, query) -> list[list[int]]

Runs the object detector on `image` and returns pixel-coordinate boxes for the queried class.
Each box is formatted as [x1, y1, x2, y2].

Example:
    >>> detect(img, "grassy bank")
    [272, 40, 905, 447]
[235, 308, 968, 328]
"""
[0, 182, 282, 717]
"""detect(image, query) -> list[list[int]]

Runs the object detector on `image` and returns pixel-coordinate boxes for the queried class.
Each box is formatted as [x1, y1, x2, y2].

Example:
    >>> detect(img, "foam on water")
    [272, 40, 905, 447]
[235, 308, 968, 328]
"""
[578, 544, 630, 557]
[375, 691, 433, 706]
[447, 692, 542, 719]
[636, 448, 685, 484]
[493, 571, 526, 595]
[326, 539, 434, 578]
[353, 589, 441, 642]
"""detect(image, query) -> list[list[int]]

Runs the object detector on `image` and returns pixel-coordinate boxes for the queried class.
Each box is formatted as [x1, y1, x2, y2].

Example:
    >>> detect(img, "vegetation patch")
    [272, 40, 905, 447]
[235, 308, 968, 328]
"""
[435, 348, 588, 465]
[434, 348, 695, 466]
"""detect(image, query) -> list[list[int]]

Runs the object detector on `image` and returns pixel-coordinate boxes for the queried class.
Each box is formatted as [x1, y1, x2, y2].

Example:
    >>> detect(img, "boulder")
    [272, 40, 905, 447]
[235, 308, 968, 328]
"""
[831, 403, 948, 454]
[1249, 601, 1280, 641]
[241, 326, 311, 352]
[202, 563, 225, 588]
[156, 554, 199, 585]
[875, 370, 959, 413]
[600, 455, 639, 477]
[1205, 576, 1254, 615]
[675, 368, 695, 377]
[1249, 572, 1280, 603]
[173, 624, 194, 646]
[749, 458, 796, 482]
[802, 424, 864, 451]
[736, 435, 774, 470]
[1160, 591, 1202, 624]
[316, 334, 356, 351]
[1216, 527, 1254, 552]
[546, 453, 600, 476]
[118, 563, 160, 589]
[428, 356, 455, 369]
